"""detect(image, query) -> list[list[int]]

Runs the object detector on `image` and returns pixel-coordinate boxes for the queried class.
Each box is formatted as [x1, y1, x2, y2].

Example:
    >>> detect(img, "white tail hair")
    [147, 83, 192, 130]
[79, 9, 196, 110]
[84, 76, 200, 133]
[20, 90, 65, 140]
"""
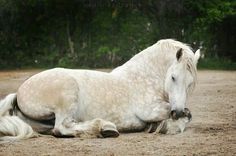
[0, 93, 36, 142]
[0, 93, 16, 116]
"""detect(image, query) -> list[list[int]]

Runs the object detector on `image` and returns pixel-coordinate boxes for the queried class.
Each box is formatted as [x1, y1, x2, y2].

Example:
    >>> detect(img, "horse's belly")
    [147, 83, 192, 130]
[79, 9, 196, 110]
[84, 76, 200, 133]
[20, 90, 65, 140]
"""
[77, 97, 146, 132]
[17, 68, 79, 120]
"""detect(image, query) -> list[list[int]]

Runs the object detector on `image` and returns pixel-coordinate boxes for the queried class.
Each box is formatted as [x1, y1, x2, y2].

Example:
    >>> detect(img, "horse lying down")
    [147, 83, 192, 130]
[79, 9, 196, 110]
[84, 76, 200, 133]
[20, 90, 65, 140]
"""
[0, 39, 200, 142]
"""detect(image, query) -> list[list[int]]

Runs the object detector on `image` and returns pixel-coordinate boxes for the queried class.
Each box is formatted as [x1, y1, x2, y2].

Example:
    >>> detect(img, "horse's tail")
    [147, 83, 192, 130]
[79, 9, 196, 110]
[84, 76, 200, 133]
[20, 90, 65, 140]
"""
[0, 93, 36, 142]
[0, 93, 16, 116]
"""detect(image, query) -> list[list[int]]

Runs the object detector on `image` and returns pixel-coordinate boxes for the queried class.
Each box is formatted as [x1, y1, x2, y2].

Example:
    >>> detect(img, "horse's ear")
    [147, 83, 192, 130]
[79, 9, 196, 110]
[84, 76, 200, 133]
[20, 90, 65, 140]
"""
[176, 48, 183, 61]
[194, 49, 201, 65]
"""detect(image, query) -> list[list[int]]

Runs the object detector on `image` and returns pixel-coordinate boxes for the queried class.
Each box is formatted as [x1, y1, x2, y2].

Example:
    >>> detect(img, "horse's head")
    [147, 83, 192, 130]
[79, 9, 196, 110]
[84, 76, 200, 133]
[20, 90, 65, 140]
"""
[165, 48, 200, 119]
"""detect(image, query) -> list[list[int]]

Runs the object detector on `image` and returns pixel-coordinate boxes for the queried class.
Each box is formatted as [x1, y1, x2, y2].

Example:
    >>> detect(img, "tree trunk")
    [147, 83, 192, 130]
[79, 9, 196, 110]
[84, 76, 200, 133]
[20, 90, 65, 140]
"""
[66, 20, 74, 56]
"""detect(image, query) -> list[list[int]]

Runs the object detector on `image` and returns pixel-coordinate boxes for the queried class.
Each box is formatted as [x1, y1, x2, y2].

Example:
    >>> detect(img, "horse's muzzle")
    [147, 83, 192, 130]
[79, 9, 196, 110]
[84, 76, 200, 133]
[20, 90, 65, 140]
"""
[170, 108, 192, 120]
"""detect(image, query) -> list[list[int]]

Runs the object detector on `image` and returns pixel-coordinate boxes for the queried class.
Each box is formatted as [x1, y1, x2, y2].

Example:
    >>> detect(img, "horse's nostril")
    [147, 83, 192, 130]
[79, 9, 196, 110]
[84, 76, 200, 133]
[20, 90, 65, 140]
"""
[183, 108, 192, 121]
[187, 113, 192, 120]
[171, 108, 192, 120]
[170, 110, 184, 120]
[170, 110, 178, 120]
[170, 110, 175, 117]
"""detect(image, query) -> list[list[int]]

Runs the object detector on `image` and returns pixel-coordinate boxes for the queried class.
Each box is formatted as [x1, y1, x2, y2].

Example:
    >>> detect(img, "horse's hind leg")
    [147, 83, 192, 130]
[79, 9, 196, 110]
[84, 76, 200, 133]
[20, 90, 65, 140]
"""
[52, 115, 119, 138]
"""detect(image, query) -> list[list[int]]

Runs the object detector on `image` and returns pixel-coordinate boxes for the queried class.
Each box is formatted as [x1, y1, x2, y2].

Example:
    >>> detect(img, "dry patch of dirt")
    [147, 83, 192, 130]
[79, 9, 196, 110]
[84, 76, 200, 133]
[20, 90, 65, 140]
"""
[0, 70, 235, 156]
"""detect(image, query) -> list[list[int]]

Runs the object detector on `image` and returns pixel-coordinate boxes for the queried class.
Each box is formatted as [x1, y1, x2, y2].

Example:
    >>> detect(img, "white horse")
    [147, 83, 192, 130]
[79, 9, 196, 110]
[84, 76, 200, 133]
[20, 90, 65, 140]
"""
[0, 39, 200, 141]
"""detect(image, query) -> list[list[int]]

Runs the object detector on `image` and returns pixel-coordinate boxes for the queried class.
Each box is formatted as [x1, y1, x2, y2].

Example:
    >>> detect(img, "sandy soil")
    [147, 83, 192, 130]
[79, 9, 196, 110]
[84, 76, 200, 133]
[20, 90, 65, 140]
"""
[0, 70, 235, 156]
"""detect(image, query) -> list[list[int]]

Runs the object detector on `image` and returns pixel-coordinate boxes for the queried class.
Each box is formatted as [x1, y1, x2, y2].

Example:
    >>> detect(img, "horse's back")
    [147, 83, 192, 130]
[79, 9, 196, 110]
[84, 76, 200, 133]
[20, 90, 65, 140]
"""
[16, 68, 124, 120]
[16, 68, 140, 130]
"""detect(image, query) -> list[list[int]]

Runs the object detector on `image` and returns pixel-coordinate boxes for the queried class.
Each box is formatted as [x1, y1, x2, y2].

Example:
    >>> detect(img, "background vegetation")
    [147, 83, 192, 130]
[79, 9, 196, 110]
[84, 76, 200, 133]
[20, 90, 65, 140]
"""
[0, 0, 235, 69]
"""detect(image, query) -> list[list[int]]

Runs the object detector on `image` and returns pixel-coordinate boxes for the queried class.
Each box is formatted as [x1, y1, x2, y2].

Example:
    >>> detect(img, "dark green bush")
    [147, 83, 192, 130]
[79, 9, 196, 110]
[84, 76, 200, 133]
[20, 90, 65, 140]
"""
[0, 0, 235, 69]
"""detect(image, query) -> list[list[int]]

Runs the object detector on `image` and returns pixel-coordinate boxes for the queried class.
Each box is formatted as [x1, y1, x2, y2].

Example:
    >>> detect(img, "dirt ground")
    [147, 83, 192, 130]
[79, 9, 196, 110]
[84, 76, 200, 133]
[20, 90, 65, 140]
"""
[0, 69, 235, 156]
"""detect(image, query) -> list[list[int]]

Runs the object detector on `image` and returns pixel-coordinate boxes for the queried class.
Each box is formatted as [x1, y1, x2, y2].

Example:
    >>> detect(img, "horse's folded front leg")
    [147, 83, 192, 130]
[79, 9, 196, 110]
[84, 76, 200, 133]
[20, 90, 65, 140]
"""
[136, 101, 171, 123]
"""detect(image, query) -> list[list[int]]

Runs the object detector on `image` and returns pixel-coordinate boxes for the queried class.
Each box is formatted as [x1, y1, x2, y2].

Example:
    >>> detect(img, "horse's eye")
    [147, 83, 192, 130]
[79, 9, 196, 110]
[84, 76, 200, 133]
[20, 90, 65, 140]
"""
[171, 76, 176, 82]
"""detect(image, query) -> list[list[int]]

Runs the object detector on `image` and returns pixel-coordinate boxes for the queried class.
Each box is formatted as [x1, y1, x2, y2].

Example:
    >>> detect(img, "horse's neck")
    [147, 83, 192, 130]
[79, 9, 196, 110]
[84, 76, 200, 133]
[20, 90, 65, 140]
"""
[111, 44, 174, 82]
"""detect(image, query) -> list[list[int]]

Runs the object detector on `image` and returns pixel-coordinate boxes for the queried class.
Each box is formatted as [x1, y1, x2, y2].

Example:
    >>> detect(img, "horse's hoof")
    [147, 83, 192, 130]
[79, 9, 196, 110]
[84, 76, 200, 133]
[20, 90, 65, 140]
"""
[101, 129, 119, 138]
[52, 128, 63, 137]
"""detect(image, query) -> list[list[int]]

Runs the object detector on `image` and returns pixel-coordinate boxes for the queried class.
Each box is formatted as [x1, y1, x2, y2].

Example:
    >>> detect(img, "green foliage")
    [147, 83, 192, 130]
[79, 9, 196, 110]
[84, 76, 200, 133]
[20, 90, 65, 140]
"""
[184, 0, 236, 60]
[0, 0, 235, 69]
[198, 57, 236, 70]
